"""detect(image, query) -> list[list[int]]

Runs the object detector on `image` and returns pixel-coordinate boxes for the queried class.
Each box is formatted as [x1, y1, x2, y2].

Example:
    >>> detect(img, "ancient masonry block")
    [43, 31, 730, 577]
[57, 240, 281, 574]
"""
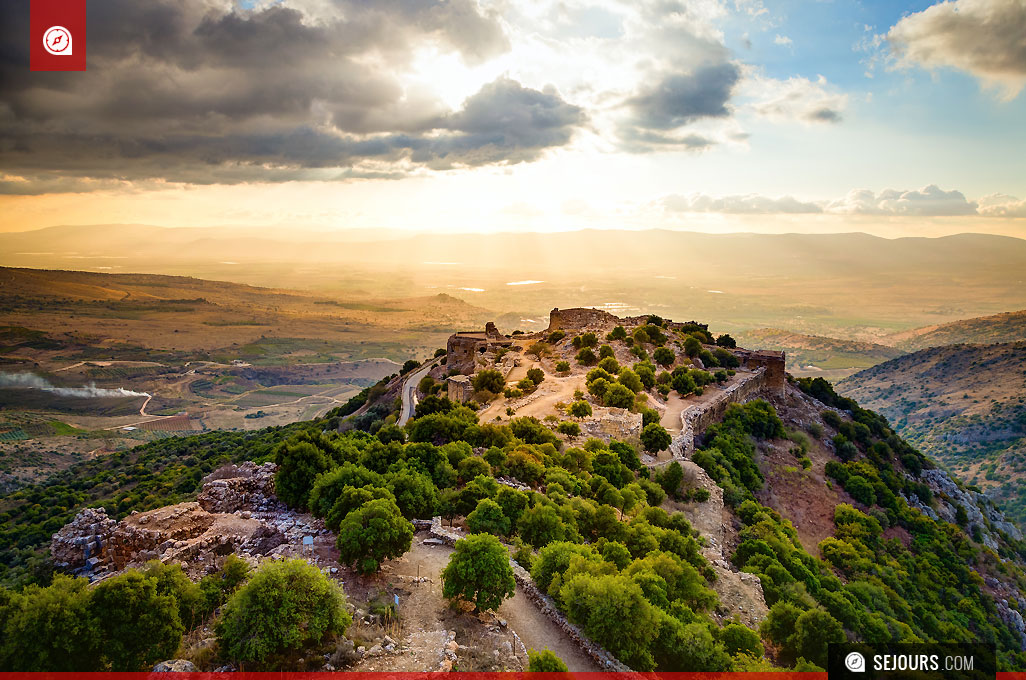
[446, 374, 472, 403]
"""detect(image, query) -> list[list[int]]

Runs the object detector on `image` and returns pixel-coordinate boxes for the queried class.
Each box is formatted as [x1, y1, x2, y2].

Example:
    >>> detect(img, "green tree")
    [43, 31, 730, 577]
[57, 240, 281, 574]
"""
[845, 474, 876, 506]
[325, 485, 395, 531]
[569, 400, 593, 418]
[458, 455, 491, 482]
[557, 421, 581, 438]
[794, 609, 846, 667]
[599, 344, 615, 359]
[473, 369, 506, 394]
[275, 441, 332, 510]
[216, 559, 351, 667]
[526, 367, 545, 385]
[657, 461, 684, 497]
[555, 360, 571, 373]
[387, 468, 439, 519]
[604, 382, 635, 409]
[618, 368, 643, 393]
[576, 347, 598, 366]
[528, 649, 569, 671]
[90, 570, 183, 670]
[653, 346, 675, 367]
[467, 498, 511, 536]
[684, 336, 702, 357]
[0, 575, 100, 671]
[336, 498, 414, 573]
[441, 534, 516, 613]
[760, 601, 803, 664]
[142, 560, 205, 630]
[559, 572, 659, 669]
[641, 423, 672, 453]
[598, 356, 621, 374]
[518, 503, 567, 547]
[716, 333, 737, 348]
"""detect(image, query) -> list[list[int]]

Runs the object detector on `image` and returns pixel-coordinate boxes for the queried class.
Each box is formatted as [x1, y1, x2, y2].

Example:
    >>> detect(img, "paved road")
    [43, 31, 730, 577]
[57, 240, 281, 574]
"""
[398, 359, 440, 426]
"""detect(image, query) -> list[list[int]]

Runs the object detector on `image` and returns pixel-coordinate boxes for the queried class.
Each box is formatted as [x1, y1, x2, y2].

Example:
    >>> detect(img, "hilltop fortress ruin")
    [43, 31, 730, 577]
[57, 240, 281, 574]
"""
[446, 307, 785, 392]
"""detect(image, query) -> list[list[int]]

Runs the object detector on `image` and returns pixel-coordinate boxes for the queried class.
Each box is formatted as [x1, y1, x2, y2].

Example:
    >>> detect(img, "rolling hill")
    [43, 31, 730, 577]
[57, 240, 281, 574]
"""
[886, 309, 1026, 351]
[733, 328, 905, 381]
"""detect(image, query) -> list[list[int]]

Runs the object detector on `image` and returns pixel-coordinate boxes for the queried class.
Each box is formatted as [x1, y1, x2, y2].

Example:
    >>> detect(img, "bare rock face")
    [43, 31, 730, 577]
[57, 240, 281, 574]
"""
[197, 461, 277, 514]
[50, 507, 117, 571]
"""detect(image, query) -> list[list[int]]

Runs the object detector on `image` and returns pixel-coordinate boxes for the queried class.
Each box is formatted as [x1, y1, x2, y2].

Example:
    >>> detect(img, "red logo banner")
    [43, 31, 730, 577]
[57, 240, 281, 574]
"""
[30, 0, 87, 71]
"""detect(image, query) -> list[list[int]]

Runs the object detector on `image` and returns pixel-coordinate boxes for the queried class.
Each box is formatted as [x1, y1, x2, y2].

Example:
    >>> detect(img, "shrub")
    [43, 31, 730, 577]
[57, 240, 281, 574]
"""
[557, 421, 581, 438]
[547, 330, 566, 344]
[599, 344, 615, 359]
[473, 369, 506, 393]
[555, 360, 570, 373]
[598, 356, 621, 374]
[528, 649, 569, 671]
[576, 348, 598, 365]
[683, 336, 702, 357]
[216, 559, 351, 667]
[604, 383, 635, 409]
[466, 498, 511, 536]
[618, 368, 643, 393]
[442, 534, 516, 612]
[720, 622, 762, 657]
[608, 326, 628, 341]
[641, 423, 672, 453]
[526, 368, 545, 385]
[275, 441, 332, 510]
[90, 570, 183, 670]
[653, 347, 675, 367]
[0, 575, 100, 671]
[336, 498, 414, 573]
[569, 400, 593, 418]
[518, 503, 566, 547]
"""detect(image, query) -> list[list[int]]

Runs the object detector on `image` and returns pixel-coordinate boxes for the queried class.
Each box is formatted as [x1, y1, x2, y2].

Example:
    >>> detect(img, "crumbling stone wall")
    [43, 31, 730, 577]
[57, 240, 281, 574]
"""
[50, 507, 118, 572]
[734, 349, 786, 393]
[446, 326, 513, 374]
[670, 368, 771, 459]
[546, 307, 620, 331]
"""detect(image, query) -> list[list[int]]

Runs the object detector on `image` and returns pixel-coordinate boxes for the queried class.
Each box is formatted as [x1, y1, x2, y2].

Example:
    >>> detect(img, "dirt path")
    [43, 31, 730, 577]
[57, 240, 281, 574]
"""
[659, 392, 686, 434]
[497, 586, 602, 672]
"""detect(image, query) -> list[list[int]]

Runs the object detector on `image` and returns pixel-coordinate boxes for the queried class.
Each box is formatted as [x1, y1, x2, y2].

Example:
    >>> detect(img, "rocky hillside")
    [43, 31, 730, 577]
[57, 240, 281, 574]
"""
[887, 309, 1026, 351]
[3, 310, 1026, 672]
[837, 342, 1026, 527]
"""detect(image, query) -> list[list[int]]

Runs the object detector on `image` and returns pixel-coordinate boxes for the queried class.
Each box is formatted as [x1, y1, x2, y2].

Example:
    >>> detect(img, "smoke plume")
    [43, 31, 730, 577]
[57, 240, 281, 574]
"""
[0, 372, 150, 398]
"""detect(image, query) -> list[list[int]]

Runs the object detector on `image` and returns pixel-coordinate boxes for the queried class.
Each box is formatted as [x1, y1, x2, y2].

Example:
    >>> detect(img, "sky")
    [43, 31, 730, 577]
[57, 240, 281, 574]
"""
[1, 0, 1024, 236]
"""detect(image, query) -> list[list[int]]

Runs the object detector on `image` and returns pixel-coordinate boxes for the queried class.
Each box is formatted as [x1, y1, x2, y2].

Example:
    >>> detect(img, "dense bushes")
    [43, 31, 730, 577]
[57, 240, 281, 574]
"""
[217, 559, 351, 666]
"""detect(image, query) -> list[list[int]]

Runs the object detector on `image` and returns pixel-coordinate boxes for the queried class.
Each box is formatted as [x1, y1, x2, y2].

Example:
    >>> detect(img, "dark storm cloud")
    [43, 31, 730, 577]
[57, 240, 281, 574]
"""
[0, 0, 585, 192]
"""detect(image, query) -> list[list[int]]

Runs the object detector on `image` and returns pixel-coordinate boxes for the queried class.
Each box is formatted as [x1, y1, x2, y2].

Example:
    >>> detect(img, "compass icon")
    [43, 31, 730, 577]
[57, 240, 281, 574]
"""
[43, 26, 73, 56]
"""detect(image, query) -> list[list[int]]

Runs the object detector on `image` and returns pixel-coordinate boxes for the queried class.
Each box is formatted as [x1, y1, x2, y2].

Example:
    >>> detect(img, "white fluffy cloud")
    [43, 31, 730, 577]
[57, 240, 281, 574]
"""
[977, 193, 1026, 217]
[743, 73, 847, 123]
[888, 0, 1026, 98]
[826, 185, 979, 216]
[659, 185, 1026, 218]
[662, 193, 822, 214]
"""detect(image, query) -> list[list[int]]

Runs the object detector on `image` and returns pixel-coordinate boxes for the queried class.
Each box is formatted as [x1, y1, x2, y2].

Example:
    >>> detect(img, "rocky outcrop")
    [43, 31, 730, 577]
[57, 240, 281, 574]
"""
[197, 461, 277, 514]
[153, 659, 199, 672]
[50, 507, 118, 572]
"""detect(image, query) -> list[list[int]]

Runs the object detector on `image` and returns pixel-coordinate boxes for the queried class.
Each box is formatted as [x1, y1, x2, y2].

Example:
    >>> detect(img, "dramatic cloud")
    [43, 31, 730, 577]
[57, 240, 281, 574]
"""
[626, 63, 741, 130]
[662, 193, 822, 214]
[888, 0, 1026, 98]
[0, 0, 589, 190]
[744, 74, 847, 124]
[826, 185, 979, 216]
